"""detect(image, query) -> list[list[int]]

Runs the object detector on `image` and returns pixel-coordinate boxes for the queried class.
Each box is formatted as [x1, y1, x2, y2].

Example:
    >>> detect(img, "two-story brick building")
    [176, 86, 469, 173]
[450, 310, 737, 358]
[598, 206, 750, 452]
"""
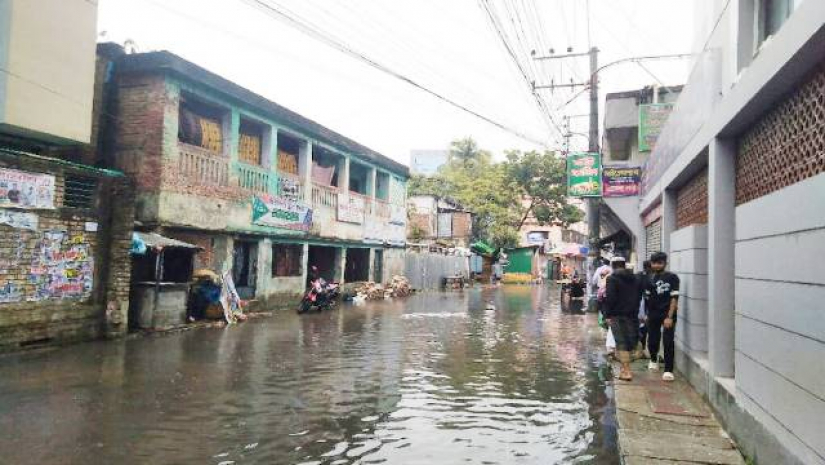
[101, 46, 408, 306]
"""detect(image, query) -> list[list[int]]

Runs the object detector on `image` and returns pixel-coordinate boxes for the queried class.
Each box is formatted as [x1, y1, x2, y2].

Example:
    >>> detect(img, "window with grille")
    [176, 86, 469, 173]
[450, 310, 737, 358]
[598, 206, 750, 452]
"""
[63, 175, 97, 209]
[272, 243, 302, 277]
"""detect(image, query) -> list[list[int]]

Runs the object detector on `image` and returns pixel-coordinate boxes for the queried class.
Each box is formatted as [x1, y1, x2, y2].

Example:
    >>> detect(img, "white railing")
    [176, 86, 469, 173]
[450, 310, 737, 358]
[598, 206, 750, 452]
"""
[178, 143, 229, 186]
[311, 182, 339, 209]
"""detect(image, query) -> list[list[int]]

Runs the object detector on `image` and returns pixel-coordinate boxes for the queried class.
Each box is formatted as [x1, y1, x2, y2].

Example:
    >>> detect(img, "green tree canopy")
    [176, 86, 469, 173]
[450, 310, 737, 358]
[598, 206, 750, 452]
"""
[408, 138, 583, 249]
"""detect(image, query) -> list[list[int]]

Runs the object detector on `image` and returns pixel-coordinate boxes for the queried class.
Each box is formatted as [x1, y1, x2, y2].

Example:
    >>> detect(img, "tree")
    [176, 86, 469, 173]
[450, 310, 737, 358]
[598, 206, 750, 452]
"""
[406, 138, 583, 249]
[503, 150, 584, 229]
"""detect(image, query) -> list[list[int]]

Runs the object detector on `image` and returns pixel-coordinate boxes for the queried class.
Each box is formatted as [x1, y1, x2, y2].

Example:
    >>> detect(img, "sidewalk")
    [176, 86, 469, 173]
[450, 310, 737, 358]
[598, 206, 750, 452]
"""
[613, 358, 746, 465]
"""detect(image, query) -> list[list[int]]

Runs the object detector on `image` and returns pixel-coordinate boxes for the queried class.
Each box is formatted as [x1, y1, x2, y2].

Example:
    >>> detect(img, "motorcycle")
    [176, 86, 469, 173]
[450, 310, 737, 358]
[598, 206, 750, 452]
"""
[298, 278, 340, 313]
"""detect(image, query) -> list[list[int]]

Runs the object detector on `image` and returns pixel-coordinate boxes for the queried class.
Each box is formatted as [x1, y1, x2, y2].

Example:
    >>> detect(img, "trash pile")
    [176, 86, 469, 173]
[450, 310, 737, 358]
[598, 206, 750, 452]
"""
[388, 275, 412, 297]
[352, 275, 413, 302]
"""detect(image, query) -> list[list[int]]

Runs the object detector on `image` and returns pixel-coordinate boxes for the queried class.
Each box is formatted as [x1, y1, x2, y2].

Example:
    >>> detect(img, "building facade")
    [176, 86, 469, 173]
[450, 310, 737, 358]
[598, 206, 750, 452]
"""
[600, 86, 682, 264]
[0, 1, 135, 351]
[407, 195, 473, 248]
[100, 48, 408, 307]
[630, 1, 825, 463]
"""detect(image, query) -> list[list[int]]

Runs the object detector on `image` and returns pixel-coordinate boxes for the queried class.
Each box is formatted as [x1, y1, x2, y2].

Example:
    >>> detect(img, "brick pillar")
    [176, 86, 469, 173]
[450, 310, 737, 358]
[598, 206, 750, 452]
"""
[102, 177, 136, 338]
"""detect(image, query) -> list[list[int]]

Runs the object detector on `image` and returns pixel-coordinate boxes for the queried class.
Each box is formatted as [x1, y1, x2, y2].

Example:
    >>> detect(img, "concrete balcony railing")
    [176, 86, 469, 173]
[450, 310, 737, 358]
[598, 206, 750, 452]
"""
[236, 162, 275, 195]
[311, 182, 339, 210]
[178, 143, 229, 186]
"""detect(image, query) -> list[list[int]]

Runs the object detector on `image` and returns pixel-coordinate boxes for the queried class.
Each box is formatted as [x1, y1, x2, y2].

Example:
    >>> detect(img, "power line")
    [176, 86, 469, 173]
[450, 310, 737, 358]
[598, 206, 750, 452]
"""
[238, 0, 549, 147]
[478, 0, 564, 146]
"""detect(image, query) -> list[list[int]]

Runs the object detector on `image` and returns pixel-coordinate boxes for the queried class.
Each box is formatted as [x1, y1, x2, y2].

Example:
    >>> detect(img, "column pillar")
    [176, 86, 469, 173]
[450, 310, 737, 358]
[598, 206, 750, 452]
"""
[368, 248, 376, 282]
[708, 138, 736, 378]
[336, 247, 347, 283]
[267, 127, 278, 173]
[300, 243, 310, 286]
[367, 166, 377, 198]
[299, 140, 312, 201]
[339, 156, 351, 192]
[661, 189, 678, 255]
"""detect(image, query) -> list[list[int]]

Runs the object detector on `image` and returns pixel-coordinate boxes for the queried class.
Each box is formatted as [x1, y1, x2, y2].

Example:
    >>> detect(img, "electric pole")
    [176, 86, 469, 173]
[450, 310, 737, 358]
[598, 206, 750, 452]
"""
[586, 47, 601, 274]
[534, 47, 602, 273]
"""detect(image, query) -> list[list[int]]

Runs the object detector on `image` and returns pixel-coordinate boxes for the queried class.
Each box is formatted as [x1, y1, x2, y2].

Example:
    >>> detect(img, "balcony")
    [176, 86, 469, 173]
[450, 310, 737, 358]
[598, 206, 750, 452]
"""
[178, 143, 229, 186]
[236, 163, 275, 195]
[311, 182, 339, 210]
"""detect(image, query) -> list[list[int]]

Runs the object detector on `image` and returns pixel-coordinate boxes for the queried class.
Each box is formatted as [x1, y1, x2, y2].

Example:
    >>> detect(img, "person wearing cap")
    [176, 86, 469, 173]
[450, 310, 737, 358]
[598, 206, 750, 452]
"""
[644, 252, 681, 381]
[602, 256, 643, 381]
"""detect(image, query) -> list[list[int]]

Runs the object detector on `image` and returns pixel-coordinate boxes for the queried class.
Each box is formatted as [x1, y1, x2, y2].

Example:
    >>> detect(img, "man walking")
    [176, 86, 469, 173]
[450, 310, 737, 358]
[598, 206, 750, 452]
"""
[603, 257, 643, 381]
[645, 252, 681, 382]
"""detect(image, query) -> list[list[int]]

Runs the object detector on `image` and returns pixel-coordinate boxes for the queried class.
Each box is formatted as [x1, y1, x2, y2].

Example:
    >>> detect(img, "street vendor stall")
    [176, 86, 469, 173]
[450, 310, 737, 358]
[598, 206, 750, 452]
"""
[129, 232, 202, 330]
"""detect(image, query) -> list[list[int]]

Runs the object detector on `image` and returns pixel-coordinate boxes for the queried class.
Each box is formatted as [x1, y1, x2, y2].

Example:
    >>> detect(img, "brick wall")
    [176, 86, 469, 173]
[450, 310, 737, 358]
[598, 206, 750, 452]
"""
[452, 212, 473, 238]
[113, 73, 167, 193]
[0, 154, 134, 350]
[675, 167, 709, 230]
[163, 230, 215, 270]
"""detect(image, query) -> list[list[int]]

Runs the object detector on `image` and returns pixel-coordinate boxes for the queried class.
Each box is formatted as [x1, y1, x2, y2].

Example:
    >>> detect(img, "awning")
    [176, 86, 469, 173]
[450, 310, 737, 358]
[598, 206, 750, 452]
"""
[131, 232, 201, 254]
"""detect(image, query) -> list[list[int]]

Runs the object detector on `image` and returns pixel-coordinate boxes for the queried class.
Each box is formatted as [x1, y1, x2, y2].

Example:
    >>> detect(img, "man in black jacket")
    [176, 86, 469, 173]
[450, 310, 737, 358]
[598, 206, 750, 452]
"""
[603, 257, 643, 381]
[644, 252, 680, 382]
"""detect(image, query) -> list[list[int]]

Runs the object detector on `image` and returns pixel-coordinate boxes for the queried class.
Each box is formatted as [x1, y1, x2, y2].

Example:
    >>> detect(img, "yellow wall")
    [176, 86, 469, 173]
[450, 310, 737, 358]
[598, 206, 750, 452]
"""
[0, 0, 98, 143]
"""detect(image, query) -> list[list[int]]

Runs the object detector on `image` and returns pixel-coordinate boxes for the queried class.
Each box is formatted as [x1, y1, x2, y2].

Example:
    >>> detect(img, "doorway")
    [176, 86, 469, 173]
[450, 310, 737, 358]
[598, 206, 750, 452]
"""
[308, 245, 338, 283]
[232, 240, 258, 299]
[345, 248, 370, 283]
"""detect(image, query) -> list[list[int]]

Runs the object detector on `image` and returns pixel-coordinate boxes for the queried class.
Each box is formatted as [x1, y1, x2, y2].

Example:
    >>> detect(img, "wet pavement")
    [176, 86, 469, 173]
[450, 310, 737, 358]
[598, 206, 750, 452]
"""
[0, 285, 618, 464]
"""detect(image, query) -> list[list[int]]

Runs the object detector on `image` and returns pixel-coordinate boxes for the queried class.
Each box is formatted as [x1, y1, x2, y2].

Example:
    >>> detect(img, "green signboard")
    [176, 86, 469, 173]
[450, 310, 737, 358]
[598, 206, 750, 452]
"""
[639, 103, 674, 152]
[566, 152, 601, 197]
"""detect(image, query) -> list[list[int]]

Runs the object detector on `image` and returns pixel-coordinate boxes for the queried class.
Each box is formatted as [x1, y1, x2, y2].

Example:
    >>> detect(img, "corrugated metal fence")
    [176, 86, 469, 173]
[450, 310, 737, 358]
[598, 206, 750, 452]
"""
[405, 252, 469, 290]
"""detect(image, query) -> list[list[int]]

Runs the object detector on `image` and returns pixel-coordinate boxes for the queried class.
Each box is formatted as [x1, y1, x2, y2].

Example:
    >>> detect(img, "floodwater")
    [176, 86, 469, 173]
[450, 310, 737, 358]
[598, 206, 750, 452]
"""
[0, 285, 617, 464]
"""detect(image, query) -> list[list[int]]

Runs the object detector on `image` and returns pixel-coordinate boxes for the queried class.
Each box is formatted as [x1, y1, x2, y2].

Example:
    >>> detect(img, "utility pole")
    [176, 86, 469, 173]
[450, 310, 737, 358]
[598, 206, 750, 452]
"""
[586, 47, 601, 274]
[534, 47, 602, 273]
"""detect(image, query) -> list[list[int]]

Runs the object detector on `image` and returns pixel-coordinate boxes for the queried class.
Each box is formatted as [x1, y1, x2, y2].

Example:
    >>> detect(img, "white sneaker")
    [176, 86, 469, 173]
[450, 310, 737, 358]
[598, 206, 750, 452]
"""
[662, 372, 675, 382]
[648, 361, 659, 371]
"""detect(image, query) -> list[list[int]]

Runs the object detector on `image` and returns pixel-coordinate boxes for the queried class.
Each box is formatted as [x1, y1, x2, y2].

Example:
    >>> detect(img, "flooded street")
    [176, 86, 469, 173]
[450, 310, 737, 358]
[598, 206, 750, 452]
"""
[0, 286, 617, 464]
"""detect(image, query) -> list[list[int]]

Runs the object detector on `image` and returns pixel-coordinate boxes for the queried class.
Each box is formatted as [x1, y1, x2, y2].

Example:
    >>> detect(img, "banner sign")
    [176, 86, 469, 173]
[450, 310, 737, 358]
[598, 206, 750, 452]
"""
[0, 209, 38, 230]
[639, 103, 674, 152]
[567, 152, 601, 197]
[602, 166, 642, 197]
[0, 168, 56, 209]
[337, 194, 365, 224]
[252, 196, 312, 231]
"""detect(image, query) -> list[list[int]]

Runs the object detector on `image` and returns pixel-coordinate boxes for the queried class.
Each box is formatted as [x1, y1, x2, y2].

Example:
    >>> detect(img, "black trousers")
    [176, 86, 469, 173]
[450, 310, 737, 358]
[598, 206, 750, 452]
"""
[609, 317, 639, 352]
[647, 315, 676, 372]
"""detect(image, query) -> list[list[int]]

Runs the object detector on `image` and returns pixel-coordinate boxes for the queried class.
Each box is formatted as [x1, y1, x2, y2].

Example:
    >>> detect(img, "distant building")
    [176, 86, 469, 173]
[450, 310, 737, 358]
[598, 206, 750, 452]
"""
[599, 85, 682, 263]
[407, 195, 473, 247]
[409, 150, 449, 176]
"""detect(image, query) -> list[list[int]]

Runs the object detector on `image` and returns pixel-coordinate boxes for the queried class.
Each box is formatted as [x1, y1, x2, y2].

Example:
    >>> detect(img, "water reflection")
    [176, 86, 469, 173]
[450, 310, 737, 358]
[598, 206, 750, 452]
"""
[0, 285, 616, 464]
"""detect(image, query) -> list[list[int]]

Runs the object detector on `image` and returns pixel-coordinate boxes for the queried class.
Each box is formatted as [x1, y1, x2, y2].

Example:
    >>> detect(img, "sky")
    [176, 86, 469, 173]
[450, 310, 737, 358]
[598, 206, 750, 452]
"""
[97, 0, 695, 165]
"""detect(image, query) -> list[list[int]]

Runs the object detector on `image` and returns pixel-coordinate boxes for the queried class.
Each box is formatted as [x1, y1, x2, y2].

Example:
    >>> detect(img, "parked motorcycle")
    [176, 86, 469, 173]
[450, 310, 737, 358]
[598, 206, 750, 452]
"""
[298, 278, 340, 313]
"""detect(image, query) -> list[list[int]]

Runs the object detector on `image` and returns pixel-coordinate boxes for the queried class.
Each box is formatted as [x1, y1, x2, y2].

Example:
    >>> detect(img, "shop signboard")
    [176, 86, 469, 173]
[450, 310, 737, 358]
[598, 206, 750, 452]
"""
[337, 193, 365, 224]
[566, 152, 601, 197]
[639, 103, 674, 152]
[252, 196, 312, 231]
[0, 167, 55, 209]
[602, 166, 642, 197]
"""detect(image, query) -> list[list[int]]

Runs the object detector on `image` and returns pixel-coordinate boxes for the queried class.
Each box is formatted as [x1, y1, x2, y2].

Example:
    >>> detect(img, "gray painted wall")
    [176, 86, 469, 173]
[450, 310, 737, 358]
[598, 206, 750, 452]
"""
[670, 225, 709, 359]
[733, 172, 825, 465]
